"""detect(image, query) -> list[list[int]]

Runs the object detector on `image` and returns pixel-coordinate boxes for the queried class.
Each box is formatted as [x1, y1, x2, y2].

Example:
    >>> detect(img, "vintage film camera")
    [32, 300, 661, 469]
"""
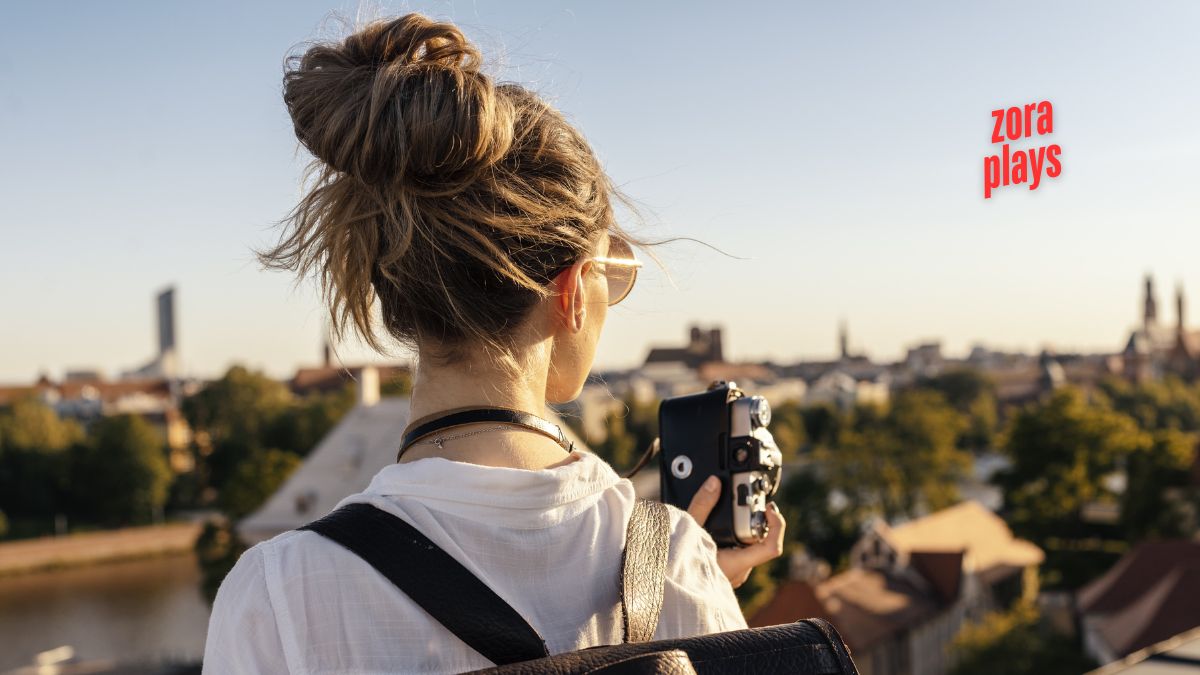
[658, 381, 783, 547]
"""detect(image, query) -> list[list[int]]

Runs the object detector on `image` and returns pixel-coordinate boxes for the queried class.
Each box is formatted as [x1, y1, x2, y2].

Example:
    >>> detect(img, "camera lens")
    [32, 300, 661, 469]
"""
[750, 510, 767, 538]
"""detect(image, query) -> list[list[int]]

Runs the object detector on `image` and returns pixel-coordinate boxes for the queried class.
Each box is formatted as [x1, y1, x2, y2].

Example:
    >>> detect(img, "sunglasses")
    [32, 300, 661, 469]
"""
[589, 235, 643, 306]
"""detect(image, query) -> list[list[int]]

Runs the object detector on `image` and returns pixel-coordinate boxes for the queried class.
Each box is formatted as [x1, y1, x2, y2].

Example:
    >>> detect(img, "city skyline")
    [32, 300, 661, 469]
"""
[3, 1, 1198, 382]
[4, 270, 1191, 384]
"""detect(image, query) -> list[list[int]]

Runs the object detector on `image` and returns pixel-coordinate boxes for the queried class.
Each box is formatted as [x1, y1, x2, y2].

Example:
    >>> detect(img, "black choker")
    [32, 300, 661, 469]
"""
[397, 407, 575, 462]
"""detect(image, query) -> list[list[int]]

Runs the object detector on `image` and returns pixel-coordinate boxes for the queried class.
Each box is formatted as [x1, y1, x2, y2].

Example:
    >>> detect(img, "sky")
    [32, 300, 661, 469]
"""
[2, 1, 1198, 383]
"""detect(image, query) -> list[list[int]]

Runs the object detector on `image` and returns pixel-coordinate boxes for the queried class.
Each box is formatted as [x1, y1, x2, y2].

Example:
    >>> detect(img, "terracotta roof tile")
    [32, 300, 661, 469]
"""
[1078, 541, 1200, 615]
[887, 501, 1044, 576]
[1092, 564, 1200, 657]
[748, 579, 827, 628]
[909, 550, 964, 603]
[752, 569, 943, 651]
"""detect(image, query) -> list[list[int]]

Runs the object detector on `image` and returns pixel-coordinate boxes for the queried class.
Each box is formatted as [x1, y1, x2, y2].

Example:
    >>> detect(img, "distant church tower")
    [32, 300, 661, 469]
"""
[1177, 284, 1186, 337]
[1144, 274, 1159, 333]
[838, 320, 849, 360]
[1168, 282, 1197, 378]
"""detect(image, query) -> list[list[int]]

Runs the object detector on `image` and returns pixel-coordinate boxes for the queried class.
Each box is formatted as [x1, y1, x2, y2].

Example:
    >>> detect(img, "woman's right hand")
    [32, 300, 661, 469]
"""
[686, 475, 786, 589]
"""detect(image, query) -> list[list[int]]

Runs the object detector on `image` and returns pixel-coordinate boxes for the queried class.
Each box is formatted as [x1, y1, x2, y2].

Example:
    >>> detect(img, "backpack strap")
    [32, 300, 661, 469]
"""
[298, 497, 671, 664]
[299, 502, 550, 666]
[620, 498, 670, 643]
[801, 618, 858, 674]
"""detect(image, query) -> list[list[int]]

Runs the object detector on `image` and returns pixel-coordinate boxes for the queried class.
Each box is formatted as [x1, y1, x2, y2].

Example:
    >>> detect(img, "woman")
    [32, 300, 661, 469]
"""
[203, 12, 785, 673]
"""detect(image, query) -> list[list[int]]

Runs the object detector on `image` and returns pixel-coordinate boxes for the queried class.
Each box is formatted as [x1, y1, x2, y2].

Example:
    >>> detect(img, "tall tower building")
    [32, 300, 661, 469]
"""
[156, 286, 179, 378]
[157, 287, 176, 355]
[122, 286, 179, 380]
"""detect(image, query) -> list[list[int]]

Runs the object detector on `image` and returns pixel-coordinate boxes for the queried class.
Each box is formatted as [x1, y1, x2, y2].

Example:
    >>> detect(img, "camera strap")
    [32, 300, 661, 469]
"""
[397, 406, 575, 462]
[622, 437, 661, 479]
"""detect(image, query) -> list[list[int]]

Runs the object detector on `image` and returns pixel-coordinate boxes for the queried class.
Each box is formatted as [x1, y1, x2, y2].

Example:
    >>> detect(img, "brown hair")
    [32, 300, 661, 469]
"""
[259, 13, 660, 375]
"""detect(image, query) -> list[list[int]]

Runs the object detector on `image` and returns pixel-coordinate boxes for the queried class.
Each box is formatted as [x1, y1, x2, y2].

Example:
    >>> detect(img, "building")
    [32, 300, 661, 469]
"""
[904, 342, 945, 378]
[643, 324, 724, 369]
[0, 285, 196, 469]
[122, 286, 180, 381]
[1122, 275, 1200, 382]
[804, 368, 890, 410]
[1077, 540, 1200, 664]
[749, 501, 1043, 675]
[0, 374, 194, 470]
[289, 362, 412, 397]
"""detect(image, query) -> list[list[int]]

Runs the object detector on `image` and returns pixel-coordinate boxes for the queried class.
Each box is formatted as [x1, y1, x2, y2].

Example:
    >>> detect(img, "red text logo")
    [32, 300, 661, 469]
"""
[984, 101, 1061, 199]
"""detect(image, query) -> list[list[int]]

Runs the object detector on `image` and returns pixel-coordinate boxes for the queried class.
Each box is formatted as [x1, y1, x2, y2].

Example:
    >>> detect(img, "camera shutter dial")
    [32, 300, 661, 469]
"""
[751, 396, 771, 427]
[670, 455, 693, 479]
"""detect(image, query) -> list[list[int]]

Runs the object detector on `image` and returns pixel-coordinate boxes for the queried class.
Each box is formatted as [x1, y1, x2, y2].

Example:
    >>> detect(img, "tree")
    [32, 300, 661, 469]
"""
[949, 601, 1096, 675]
[195, 519, 248, 604]
[182, 365, 294, 444]
[918, 368, 1000, 450]
[220, 448, 302, 520]
[589, 394, 659, 474]
[381, 371, 414, 397]
[996, 387, 1147, 542]
[183, 366, 294, 491]
[1097, 375, 1200, 432]
[264, 383, 357, 457]
[801, 403, 843, 447]
[594, 409, 639, 472]
[1120, 428, 1196, 540]
[0, 397, 83, 521]
[818, 390, 969, 520]
[70, 414, 172, 526]
[767, 400, 806, 460]
[776, 468, 860, 570]
[0, 396, 84, 452]
[919, 368, 995, 412]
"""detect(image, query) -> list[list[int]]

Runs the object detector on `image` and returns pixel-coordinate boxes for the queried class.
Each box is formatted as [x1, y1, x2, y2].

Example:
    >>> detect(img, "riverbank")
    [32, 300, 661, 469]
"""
[0, 550, 210, 671]
[0, 521, 206, 577]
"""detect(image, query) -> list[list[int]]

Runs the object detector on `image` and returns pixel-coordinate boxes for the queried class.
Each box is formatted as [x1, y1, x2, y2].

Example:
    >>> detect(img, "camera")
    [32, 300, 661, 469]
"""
[658, 380, 783, 547]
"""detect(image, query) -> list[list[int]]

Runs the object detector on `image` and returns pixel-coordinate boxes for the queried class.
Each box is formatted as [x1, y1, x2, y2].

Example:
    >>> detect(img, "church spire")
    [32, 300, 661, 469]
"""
[1178, 283, 1186, 337]
[1144, 274, 1159, 332]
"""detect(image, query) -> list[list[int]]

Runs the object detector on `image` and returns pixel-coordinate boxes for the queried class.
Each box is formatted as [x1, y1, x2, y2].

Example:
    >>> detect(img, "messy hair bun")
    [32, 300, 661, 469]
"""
[283, 14, 514, 194]
[261, 13, 653, 372]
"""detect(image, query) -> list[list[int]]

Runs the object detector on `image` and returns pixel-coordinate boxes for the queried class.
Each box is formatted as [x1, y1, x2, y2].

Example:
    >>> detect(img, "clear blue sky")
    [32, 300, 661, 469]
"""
[2, 1, 1198, 382]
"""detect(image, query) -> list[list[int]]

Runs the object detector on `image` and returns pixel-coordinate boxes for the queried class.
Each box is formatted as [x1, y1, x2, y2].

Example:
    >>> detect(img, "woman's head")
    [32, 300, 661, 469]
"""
[260, 13, 650, 401]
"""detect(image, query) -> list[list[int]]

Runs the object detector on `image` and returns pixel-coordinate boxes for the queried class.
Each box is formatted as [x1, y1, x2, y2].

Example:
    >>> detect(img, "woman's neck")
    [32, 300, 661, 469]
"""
[407, 358, 548, 422]
[402, 352, 575, 470]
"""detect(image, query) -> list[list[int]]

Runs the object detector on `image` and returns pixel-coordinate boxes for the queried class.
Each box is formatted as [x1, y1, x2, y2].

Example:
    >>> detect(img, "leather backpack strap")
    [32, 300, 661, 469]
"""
[299, 502, 550, 666]
[619, 498, 670, 643]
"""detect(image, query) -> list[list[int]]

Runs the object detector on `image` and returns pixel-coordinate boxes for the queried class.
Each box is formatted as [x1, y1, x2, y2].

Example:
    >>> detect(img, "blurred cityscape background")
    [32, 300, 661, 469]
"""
[4, 277, 1200, 673]
[3, 1, 1199, 674]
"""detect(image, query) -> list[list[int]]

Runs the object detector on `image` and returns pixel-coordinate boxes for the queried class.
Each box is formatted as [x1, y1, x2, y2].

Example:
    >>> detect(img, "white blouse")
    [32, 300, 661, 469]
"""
[202, 448, 748, 674]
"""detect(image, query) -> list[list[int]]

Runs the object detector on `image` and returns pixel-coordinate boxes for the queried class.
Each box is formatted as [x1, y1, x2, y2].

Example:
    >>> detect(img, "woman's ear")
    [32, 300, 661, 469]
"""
[555, 262, 588, 332]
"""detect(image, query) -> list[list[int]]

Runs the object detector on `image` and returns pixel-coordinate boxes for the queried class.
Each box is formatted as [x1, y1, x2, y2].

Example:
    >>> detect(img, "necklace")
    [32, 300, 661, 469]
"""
[418, 424, 522, 450]
[397, 407, 576, 463]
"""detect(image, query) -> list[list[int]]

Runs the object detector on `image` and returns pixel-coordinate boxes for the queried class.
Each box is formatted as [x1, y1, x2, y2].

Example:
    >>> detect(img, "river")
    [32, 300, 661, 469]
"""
[0, 552, 210, 672]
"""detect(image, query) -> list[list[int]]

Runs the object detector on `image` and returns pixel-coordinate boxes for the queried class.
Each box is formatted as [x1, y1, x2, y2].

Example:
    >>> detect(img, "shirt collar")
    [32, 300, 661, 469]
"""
[347, 449, 625, 528]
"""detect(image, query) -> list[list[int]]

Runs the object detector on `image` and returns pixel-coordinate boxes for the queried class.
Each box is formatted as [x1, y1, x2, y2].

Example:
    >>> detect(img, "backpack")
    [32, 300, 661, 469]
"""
[299, 499, 859, 674]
